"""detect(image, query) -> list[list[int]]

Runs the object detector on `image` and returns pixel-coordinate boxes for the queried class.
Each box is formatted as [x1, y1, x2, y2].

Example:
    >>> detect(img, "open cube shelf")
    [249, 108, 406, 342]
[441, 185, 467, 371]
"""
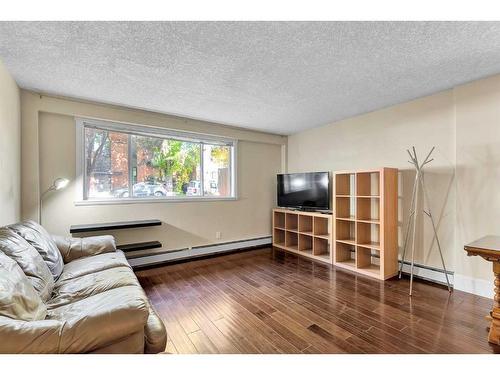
[299, 234, 313, 254]
[285, 213, 298, 231]
[336, 220, 355, 244]
[335, 173, 355, 196]
[334, 168, 398, 280]
[356, 247, 381, 277]
[314, 216, 330, 237]
[313, 237, 329, 256]
[356, 171, 380, 197]
[335, 241, 355, 266]
[272, 209, 332, 265]
[273, 228, 286, 247]
[356, 197, 380, 222]
[356, 222, 380, 249]
[299, 215, 313, 234]
[273, 168, 397, 278]
[285, 231, 298, 250]
[336, 196, 355, 220]
[274, 211, 286, 229]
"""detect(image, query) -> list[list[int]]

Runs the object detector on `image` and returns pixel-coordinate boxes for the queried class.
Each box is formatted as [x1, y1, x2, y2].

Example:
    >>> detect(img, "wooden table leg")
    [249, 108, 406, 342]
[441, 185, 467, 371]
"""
[488, 262, 500, 344]
[494, 262, 500, 310]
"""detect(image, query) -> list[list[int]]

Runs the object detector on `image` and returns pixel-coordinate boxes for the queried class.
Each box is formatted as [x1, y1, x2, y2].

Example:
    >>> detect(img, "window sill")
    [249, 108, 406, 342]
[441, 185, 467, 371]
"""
[74, 196, 238, 206]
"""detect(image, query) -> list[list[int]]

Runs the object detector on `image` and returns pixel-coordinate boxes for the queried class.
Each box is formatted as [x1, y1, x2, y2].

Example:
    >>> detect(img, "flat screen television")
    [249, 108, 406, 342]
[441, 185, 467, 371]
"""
[277, 172, 330, 210]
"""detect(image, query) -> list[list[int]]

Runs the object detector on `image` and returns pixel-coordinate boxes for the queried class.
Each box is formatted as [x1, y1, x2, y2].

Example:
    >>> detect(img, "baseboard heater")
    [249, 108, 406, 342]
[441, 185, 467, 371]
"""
[127, 236, 272, 269]
[398, 259, 454, 287]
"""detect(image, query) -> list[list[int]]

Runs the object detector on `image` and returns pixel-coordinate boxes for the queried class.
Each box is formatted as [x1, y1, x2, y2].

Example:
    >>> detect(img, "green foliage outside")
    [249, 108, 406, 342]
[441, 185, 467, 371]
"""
[152, 140, 200, 195]
[210, 146, 230, 167]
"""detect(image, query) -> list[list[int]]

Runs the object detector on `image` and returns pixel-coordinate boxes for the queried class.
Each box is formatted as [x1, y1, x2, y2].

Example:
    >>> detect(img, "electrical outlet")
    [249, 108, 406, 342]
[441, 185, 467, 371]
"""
[216, 231, 222, 240]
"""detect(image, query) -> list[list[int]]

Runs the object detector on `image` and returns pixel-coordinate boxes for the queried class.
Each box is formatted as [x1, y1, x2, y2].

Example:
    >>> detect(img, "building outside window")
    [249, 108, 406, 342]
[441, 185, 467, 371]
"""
[77, 118, 236, 202]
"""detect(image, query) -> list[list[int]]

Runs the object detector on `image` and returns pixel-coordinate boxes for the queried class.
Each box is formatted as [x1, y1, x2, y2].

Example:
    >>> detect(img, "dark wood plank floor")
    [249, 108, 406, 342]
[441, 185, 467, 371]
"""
[136, 247, 499, 354]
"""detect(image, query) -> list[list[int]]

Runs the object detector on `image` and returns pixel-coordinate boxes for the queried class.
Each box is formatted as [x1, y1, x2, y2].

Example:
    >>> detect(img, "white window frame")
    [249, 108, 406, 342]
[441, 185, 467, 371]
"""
[75, 117, 238, 205]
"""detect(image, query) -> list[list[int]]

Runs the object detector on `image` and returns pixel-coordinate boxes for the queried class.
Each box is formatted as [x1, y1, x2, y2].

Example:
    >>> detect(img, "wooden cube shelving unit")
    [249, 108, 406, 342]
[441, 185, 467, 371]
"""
[334, 168, 398, 280]
[272, 209, 332, 264]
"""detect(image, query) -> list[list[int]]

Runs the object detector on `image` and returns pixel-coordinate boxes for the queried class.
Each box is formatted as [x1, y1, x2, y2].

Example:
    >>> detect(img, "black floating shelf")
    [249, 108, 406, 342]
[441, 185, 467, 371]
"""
[70, 219, 162, 234]
[117, 241, 162, 253]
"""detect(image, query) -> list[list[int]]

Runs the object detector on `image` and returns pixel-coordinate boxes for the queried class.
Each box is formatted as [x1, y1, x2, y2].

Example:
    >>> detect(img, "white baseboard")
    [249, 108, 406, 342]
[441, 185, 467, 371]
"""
[127, 236, 272, 268]
[454, 273, 493, 299]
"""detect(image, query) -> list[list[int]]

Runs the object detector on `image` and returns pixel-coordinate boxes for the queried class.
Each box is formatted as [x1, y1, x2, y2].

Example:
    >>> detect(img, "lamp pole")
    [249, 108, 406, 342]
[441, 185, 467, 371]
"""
[38, 178, 69, 224]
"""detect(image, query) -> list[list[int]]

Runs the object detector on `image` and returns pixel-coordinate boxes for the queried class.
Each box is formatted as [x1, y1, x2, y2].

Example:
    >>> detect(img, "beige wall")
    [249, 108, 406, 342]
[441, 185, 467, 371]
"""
[0, 61, 20, 226]
[455, 74, 500, 288]
[22, 91, 285, 254]
[288, 73, 500, 295]
[288, 91, 456, 274]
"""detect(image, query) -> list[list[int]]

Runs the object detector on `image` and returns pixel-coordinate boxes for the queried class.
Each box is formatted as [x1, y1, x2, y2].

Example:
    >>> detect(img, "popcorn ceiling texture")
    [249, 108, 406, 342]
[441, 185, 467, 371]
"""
[1, 21, 500, 135]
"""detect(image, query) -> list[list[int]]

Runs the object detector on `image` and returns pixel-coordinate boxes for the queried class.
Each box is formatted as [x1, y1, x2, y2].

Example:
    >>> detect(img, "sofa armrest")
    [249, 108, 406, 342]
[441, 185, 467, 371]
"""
[144, 304, 167, 353]
[52, 235, 116, 263]
[0, 316, 64, 353]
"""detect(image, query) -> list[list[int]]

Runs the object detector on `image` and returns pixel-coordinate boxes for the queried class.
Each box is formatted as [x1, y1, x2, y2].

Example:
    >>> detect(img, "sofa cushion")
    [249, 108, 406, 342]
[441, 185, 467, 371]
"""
[0, 252, 47, 321]
[8, 221, 64, 280]
[57, 250, 130, 283]
[0, 228, 54, 301]
[48, 266, 141, 309]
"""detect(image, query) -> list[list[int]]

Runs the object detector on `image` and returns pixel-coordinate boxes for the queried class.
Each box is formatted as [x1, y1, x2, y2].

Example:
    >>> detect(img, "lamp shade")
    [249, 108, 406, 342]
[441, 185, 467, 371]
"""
[53, 178, 69, 190]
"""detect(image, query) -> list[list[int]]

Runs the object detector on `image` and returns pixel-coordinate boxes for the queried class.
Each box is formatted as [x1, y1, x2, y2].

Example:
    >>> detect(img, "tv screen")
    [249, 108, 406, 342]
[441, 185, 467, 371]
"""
[277, 172, 330, 210]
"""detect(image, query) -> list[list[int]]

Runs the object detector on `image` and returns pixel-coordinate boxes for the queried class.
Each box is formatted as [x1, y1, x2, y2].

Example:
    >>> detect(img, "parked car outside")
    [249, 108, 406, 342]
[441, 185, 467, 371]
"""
[113, 182, 168, 198]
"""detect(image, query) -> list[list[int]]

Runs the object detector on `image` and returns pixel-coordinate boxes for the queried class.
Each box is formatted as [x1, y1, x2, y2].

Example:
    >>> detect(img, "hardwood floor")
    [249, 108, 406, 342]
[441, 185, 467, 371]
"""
[136, 247, 499, 354]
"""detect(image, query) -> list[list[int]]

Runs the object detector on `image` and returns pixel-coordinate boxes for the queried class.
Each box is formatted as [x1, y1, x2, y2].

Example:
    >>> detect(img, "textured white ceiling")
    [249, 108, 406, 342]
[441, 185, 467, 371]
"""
[1, 21, 500, 135]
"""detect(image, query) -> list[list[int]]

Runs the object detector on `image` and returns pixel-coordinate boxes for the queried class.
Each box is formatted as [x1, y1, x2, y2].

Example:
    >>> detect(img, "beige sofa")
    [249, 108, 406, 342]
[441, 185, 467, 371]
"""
[0, 220, 167, 353]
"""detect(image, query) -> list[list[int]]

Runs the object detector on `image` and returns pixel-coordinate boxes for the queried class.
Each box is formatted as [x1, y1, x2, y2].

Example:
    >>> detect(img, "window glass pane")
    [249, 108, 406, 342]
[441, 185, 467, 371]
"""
[83, 122, 233, 200]
[203, 144, 231, 197]
[132, 135, 201, 197]
[130, 134, 165, 198]
[84, 128, 129, 199]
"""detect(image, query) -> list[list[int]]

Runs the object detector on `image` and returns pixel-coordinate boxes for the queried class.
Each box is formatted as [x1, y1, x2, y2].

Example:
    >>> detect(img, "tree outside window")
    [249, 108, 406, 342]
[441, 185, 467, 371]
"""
[83, 124, 234, 200]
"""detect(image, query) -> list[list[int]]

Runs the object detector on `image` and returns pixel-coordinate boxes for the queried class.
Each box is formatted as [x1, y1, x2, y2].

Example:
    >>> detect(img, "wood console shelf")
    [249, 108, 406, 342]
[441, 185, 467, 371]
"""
[334, 168, 398, 280]
[272, 208, 332, 264]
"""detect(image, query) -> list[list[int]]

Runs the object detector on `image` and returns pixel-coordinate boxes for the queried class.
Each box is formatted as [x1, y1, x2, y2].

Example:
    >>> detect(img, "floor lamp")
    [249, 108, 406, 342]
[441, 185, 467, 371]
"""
[398, 147, 452, 296]
[39, 177, 69, 225]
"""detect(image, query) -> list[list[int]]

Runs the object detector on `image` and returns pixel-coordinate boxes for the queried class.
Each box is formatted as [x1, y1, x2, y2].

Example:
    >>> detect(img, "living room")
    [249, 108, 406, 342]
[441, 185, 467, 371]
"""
[1, 2, 500, 372]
